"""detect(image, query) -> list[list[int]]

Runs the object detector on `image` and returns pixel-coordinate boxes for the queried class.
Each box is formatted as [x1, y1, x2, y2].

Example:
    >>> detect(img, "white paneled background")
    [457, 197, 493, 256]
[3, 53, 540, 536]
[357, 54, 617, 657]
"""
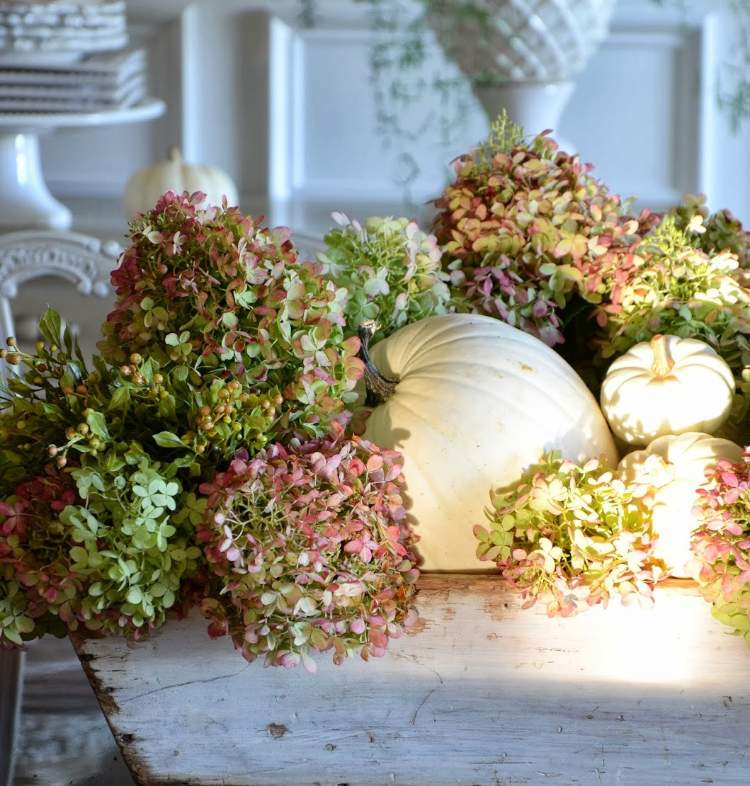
[39, 0, 750, 239]
[14, 1, 750, 784]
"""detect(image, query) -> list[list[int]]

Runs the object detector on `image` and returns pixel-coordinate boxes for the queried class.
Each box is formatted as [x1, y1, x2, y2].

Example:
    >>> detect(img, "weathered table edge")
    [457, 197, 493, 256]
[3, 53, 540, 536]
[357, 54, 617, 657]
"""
[69, 574, 710, 786]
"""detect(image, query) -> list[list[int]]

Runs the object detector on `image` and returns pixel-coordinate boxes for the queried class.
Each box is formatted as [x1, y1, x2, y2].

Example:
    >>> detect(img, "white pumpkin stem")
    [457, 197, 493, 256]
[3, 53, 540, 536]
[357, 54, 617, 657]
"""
[650, 334, 674, 377]
[168, 146, 183, 163]
[358, 321, 400, 404]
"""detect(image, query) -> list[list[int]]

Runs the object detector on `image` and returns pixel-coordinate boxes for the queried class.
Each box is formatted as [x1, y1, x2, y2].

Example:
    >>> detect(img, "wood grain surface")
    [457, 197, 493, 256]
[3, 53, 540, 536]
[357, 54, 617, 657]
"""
[73, 575, 750, 786]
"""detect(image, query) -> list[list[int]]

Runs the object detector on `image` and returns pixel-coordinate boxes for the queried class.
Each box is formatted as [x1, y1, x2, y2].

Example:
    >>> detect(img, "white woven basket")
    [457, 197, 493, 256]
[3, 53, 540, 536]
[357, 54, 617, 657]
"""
[429, 0, 616, 83]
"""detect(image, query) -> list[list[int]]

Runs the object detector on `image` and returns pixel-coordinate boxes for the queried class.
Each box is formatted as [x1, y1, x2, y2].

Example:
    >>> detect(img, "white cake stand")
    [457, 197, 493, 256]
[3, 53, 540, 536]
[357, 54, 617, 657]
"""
[0, 97, 165, 232]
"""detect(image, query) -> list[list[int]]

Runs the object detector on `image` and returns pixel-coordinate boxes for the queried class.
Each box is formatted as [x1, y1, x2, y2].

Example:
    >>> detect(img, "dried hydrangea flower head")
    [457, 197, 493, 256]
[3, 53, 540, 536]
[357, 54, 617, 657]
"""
[0, 449, 203, 645]
[432, 111, 652, 346]
[0, 311, 211, 646]
[669, 194, 750, 267]
[319, 213, 453, 343]
[595, 215, 750, 372]
[475, 452, 665, 617]
[692, 449, 750, 644]
[199, 427, 419, 671]
[100, 191, 363, 456]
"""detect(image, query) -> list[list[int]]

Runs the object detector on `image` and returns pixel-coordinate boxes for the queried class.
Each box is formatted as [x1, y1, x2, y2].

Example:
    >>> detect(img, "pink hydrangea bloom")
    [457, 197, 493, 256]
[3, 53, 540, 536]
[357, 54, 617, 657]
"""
[199, 426, 419, 669]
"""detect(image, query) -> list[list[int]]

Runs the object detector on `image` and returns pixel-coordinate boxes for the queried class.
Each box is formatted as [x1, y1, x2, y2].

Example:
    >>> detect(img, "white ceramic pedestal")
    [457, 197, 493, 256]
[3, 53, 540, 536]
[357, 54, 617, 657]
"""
[0, 131, 71, 230]
[473, 81, 576, 152]
[0, 98, 165, 233]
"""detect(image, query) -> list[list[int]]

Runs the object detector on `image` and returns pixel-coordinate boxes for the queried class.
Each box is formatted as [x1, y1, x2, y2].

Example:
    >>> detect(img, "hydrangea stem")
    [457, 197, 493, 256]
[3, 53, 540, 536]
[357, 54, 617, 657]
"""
[358, 321, 400, 404]
[650, 334, 674, 377]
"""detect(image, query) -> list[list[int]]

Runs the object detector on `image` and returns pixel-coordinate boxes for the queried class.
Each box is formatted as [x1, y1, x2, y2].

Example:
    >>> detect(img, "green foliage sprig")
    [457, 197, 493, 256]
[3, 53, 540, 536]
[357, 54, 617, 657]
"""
[0, 317, 202, 644]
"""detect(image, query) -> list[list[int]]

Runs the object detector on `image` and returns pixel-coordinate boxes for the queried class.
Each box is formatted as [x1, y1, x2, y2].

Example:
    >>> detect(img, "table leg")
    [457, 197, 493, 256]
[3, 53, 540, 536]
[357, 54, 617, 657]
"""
[0, 649, 24, 786]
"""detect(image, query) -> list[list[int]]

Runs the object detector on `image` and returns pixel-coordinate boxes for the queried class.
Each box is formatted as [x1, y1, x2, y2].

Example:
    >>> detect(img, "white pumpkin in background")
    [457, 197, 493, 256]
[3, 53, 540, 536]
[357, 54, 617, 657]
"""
[123, 147, 239, 216]
[619, 432, 742, 577]
[600, 334, 735, 446]
[361, 313, 618, 571]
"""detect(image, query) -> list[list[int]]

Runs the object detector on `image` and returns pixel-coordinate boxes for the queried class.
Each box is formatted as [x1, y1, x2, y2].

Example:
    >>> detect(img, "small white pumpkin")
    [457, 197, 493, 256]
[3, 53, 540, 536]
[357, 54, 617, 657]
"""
[601, 334, 734, 446]
[123, 147, 239, 216]
[619, 432, 742, 577]
[361, 313, 618, 571]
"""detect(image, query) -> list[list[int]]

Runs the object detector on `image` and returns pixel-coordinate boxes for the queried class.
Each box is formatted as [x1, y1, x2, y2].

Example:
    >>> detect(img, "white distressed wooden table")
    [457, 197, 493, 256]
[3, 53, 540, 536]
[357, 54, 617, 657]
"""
[73, 575, 750, 786]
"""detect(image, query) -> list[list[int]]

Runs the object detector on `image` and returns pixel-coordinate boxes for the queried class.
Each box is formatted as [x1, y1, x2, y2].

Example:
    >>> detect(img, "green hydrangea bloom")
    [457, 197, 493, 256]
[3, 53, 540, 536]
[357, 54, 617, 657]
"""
[319, 213, 452, 343]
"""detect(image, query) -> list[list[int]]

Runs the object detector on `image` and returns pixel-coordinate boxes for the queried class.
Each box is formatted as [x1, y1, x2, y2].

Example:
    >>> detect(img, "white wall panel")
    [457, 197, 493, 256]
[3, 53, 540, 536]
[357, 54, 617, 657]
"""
[561, 29, 699, 209]
[37, 0, 750, 229]
[279, 26, 486, 202]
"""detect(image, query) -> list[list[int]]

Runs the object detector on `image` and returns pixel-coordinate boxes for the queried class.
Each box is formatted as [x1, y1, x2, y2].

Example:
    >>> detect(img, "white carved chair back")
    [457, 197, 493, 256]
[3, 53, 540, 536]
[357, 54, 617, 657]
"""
[0, 231, 117, 384]
[0, 230, 119, 786]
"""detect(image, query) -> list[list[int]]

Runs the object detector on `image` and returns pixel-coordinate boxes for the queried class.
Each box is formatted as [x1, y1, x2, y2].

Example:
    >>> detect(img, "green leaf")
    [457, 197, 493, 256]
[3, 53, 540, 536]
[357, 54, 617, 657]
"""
[86, 410, 110, 440]
[126, 587, 143, 605]
[222, 312, 238, 329]
[153, 432, 185, 449]
[16, 616, 34, 635]
[109, 386, 131, 411]
[4, 628, 22, 646]
[158, 393, 176, 419]
[70, 546, 88, 565]
[63, 323, 73, 354]
[38, 308, 62, 346]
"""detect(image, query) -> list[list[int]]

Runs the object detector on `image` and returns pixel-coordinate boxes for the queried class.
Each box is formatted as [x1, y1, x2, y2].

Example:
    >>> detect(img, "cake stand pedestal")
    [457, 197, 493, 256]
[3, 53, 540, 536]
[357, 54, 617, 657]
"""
[0, 98, 165, 232]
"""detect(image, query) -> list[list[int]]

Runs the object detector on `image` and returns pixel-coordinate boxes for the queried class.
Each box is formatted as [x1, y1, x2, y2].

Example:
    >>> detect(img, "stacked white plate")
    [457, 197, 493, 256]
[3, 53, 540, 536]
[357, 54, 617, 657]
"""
[0, 47, 147, 112]
[0, 0, 127, 65]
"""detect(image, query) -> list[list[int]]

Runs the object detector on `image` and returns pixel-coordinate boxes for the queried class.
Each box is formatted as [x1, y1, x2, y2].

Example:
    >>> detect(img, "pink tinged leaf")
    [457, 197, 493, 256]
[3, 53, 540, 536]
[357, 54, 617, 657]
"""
[726, 521, 744, 537]
[369, 629, 388, 649]
[280, 652, 300, 668]
[244, 628, 259, 644]
[403, 608, 419, 629]
[344, 539, 363, 554]
[301, 652, 318, 673]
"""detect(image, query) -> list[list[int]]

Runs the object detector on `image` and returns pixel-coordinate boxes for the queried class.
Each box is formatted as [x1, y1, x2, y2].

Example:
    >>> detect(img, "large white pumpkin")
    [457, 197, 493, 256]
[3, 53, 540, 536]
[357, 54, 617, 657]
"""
[362, 314, 618, 571]
[123, 147, 239, 216]
[601, 334, 734, 446]
[619, 432, 742, 577]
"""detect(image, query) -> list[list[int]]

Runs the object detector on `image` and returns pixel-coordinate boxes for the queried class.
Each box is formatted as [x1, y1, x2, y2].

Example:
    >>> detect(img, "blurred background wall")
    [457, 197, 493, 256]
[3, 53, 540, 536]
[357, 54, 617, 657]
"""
[40, 0, 750, 240]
